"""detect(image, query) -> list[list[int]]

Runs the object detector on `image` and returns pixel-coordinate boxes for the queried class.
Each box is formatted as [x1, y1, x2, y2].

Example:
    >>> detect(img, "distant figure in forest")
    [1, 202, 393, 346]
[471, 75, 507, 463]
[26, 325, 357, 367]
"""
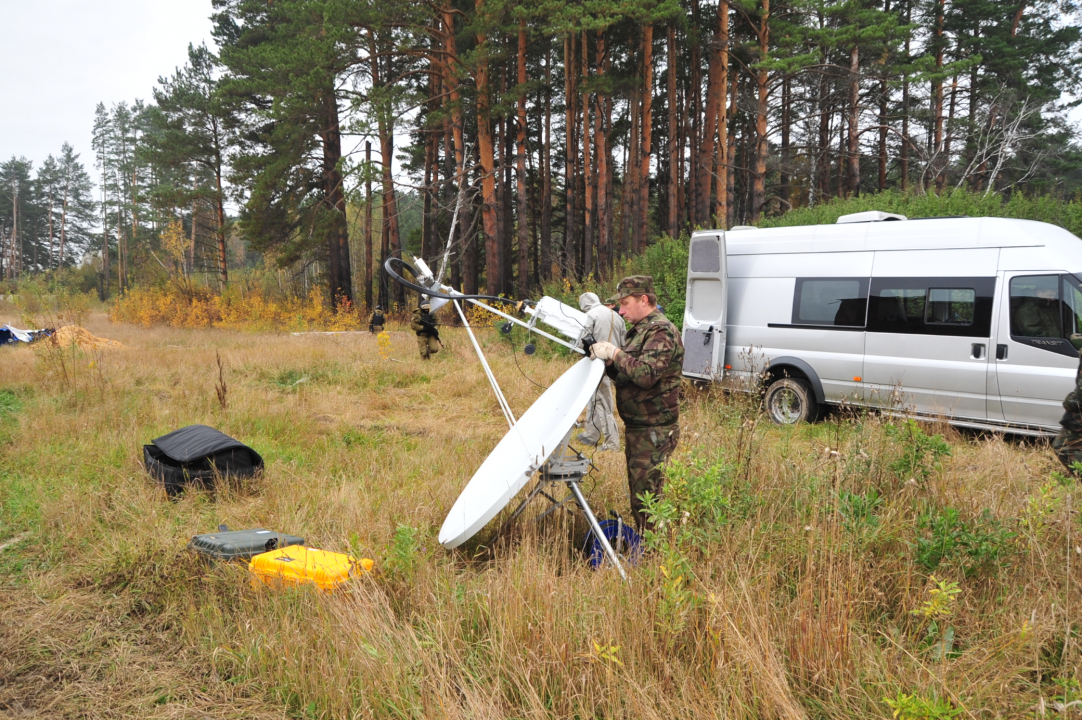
[369, 306, 385, 334]
[411, 302, 441, 360]
[577, 292, 625, 451]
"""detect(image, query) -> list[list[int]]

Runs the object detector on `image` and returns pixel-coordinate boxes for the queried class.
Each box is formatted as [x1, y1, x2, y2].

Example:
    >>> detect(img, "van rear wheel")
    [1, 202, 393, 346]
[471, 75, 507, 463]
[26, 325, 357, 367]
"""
[764, 377, 817, 425]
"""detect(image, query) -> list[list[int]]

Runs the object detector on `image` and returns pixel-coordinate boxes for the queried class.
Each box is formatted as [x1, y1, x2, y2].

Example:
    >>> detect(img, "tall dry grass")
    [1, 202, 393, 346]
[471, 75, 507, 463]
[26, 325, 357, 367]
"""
[0, 311, 1078, 719]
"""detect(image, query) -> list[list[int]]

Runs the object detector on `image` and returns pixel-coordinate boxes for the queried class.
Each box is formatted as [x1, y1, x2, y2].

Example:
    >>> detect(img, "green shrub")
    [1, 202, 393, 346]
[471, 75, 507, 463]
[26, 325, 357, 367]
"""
[914, 507, 1015, 576]
[886, 420, 951, 483]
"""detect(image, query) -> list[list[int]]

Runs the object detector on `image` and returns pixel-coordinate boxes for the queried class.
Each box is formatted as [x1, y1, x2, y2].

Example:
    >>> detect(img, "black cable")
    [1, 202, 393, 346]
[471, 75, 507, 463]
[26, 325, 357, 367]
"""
[383, 257, 521, 304]
[510, 334, 548, 390]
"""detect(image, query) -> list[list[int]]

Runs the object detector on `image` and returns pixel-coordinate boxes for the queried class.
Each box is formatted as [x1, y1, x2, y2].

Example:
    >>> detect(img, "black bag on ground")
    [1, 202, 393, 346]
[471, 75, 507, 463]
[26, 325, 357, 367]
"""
[144, 424, 263, 497]
[188, 526, 303, 562]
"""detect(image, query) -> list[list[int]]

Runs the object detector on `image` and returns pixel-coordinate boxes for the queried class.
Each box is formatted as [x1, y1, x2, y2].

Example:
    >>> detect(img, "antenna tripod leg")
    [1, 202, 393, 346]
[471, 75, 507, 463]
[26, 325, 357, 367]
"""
[568, 481, 628, 583]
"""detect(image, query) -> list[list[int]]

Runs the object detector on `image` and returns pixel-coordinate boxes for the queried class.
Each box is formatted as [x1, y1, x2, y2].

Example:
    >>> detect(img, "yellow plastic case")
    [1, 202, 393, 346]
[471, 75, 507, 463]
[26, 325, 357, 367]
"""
[248, 545, 374, 592]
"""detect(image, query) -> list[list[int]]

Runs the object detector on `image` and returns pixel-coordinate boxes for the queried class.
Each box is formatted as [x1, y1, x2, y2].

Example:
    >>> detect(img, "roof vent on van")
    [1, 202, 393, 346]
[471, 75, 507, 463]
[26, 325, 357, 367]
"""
[730, 225, 758, 231]
[836, 210, 907, 224]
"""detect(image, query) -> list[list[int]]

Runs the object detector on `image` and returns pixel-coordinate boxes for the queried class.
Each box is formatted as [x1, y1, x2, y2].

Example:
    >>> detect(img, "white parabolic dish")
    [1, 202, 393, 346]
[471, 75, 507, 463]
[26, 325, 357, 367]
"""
[438, 356, 606, 548]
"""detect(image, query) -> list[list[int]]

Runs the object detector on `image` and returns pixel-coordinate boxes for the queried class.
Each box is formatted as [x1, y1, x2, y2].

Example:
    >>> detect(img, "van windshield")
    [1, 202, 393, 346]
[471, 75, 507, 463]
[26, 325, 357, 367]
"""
[1062, 274, 1082, 337]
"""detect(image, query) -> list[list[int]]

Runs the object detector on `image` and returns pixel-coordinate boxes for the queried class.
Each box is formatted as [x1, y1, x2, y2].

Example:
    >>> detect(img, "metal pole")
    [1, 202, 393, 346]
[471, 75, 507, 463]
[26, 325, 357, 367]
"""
[568, 481, 628, 582]
[452, 299, 516, 428]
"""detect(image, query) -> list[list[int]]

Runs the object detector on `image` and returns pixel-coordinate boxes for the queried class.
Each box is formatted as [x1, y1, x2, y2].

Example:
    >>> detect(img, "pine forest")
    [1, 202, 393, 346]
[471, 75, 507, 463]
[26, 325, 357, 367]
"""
[3, 0, 1082, 311]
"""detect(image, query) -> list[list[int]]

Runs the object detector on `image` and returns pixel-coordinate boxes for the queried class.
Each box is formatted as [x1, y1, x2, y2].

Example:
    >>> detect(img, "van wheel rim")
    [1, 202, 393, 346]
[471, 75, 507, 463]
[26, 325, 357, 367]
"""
[769, 388, 802, 423]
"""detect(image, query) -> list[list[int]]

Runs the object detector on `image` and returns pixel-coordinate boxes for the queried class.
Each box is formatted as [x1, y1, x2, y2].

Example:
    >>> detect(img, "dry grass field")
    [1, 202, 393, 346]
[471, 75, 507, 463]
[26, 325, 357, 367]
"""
[0, 302, 1079, 719]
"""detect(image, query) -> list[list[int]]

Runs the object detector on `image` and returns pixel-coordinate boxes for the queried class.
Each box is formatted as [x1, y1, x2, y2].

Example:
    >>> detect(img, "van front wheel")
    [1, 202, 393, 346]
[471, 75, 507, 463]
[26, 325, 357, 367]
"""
[764, 377, 817, 425]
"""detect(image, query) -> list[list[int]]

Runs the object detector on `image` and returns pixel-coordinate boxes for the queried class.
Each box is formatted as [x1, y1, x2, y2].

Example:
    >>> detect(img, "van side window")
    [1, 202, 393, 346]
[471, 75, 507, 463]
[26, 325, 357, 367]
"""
[793, 279, 867, 327]
[1009, 275, 1062, 338]
[925, 288, 975, 326]
[868, 277, 995, 337]
[1009, 274, 1082, 358]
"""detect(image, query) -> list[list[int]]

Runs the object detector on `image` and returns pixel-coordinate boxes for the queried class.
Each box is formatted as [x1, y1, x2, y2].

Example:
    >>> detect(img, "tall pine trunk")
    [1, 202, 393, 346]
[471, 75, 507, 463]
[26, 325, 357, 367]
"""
[627, 67, 641, 253]
[846, 45, 860, 197]
[563, 34, 578, 277]
[750, 0, 770, 222]
[474, 0, 500, 296]
[516, 21, 530, 296]
[666, 23, 678, 238]
[364, 141, 373, 311]
[637, 24, 654, 251]
[780, 74, 791, 206]
[595, 30, 612, 275]
[581, 31, 594, 278]
[541, 44, 553, 280]
[714, 0, 730, 227]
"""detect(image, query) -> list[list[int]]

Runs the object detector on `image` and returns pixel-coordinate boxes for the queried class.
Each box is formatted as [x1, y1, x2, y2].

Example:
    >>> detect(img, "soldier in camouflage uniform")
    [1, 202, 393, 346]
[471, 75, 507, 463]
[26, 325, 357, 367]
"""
[1052, 334, 1082, 473]
[411, 303, 441, 360]
[589, 276, 685, 530]
[369, 305, 385, 334]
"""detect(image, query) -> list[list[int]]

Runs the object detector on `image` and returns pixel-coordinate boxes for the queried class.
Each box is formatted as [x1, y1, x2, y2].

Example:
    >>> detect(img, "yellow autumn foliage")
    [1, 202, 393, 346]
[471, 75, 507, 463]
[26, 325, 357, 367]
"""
[109, 282, 377, 332]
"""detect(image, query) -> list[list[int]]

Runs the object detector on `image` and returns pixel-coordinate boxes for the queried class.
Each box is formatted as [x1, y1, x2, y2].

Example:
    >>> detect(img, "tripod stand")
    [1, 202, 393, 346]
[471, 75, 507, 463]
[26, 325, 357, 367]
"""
[502, 431, 628, 582]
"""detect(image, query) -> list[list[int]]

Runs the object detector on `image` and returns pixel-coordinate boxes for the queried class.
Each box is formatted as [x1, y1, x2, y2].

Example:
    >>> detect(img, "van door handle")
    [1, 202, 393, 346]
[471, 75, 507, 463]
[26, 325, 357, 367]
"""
[971, 343, 985, 359]
[996, 344, 1008, 360]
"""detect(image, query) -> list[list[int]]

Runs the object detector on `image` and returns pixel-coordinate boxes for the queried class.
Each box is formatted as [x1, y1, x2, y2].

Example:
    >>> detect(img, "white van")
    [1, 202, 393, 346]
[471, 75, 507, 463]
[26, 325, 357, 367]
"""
[681, 211, 1082, 436]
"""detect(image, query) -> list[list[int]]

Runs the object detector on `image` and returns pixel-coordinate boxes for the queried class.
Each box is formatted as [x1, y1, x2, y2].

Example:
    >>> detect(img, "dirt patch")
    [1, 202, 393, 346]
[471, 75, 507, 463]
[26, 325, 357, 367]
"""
[48, 325, 125, 350]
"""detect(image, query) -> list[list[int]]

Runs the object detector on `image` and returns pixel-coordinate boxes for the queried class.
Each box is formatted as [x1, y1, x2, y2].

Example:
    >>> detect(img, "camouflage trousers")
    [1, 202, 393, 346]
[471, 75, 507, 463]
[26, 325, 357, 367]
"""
[623, 424, 680, 531]
[1053, 411, 1082, 474]
[417, 334, 440, 360]
[370, 324, 384, 334]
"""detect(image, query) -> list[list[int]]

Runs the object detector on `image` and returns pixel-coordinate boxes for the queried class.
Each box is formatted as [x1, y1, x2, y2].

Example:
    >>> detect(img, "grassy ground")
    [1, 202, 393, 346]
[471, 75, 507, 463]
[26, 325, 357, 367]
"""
[0, 303, 1079, 719]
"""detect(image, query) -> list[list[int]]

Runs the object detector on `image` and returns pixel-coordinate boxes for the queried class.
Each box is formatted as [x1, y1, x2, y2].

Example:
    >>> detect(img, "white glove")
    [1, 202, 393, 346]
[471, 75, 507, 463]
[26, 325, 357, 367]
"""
[590, 341, 620, 362]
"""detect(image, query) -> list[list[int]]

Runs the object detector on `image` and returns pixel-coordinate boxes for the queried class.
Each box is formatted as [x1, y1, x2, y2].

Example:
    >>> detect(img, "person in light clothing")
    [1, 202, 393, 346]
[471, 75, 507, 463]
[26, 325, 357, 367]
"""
[577, 292, 626, 450]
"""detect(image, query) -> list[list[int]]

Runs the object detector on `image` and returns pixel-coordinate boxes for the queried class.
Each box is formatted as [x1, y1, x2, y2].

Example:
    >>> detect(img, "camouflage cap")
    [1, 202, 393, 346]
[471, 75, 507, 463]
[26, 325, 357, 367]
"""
[605, 275, 655, 304]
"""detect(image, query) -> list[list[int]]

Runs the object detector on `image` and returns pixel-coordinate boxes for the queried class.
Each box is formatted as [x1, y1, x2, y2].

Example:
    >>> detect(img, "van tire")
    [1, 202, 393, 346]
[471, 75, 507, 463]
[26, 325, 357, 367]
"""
[764, 377, 817, 425]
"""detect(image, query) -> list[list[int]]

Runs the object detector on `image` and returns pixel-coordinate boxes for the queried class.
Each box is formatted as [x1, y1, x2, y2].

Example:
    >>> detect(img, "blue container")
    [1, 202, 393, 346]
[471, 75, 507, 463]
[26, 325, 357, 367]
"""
[584, 518, 642, 569]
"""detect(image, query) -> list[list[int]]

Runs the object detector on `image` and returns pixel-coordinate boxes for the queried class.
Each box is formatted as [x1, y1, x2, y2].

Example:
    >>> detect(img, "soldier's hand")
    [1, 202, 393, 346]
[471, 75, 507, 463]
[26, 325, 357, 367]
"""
[590, 341, 619, 362]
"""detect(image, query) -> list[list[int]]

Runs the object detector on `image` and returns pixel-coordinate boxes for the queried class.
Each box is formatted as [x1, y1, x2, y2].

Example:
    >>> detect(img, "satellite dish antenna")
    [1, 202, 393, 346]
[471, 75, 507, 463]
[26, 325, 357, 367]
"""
[383, 257, 628, 579]
[439, 356, 604, 548]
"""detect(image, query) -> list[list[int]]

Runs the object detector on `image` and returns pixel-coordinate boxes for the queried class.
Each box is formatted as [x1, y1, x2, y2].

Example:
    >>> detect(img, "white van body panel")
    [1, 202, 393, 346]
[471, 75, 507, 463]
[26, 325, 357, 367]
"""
[683, 217, 1082, 435]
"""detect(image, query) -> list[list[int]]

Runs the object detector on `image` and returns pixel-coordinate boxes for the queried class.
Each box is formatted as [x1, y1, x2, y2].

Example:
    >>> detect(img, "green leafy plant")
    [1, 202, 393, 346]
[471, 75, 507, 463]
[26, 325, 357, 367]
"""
[884, 691, 964, 719]
[912, 576, 962, 660]
[838, 488, 883, 534]
[914, 508, 1015, 576]
[1050, 677, 1082, 714]
[386, 524, 423, 580]
[886, 420, 951, 483]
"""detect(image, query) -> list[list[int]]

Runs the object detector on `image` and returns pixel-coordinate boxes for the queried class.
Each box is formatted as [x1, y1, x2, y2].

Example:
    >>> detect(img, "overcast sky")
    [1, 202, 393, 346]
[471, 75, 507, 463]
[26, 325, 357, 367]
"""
[0, 0, 215, 172]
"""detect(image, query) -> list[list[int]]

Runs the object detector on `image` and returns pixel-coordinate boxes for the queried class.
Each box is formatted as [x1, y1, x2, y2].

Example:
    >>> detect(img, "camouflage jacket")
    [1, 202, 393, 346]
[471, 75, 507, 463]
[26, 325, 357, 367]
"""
[411, 308, 439, 337]
[605, 309, 684, 428]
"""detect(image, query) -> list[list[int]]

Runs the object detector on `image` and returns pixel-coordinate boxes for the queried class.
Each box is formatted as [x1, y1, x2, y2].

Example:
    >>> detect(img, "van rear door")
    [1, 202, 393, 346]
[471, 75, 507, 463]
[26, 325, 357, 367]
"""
[683, 232, 727, 379]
